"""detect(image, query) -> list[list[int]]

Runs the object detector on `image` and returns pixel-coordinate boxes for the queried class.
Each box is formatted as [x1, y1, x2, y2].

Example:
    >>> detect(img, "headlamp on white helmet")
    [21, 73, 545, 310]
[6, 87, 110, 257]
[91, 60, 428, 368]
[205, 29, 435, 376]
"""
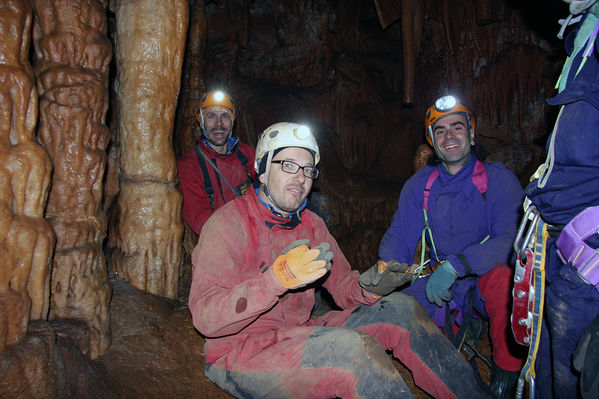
[254, 122, 320, 182]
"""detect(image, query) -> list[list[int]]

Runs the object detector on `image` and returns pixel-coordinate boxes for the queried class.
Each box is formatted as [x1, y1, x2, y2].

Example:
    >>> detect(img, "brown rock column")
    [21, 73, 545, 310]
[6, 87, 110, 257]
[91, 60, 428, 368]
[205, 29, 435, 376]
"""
[0, 0, 54, 351]
[111, 0, 187, 299]
[32, 0, 112, 359]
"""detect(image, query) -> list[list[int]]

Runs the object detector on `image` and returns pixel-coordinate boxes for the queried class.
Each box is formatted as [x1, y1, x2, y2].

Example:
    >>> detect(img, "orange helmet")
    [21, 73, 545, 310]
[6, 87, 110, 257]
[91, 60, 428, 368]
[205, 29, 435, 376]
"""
[196, 90, 236, 124]
[424, 95, 475, 146]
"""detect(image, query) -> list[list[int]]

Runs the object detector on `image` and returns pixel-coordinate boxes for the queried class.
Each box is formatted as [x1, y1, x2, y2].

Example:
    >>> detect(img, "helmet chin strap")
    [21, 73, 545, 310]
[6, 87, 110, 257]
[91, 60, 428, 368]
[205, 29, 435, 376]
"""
[198, 108, 234, 141]
[262, 184, 305, 220]
[262, 150, 279, 211]
[428, 119, 474, 146]
[261, 150, 305, 219]
[262, 184, 280, 212]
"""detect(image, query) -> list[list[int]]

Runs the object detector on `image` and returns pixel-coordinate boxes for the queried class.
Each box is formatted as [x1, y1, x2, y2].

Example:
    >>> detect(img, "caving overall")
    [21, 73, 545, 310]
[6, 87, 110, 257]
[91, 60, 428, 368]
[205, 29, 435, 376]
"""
[189, 188, 494, 399]
[511, 6, 599, 399]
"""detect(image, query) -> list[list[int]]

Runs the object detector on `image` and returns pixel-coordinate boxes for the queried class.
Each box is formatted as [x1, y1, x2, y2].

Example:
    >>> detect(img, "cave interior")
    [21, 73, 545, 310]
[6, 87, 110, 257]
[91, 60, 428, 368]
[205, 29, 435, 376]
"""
[0, 0, 574, 397]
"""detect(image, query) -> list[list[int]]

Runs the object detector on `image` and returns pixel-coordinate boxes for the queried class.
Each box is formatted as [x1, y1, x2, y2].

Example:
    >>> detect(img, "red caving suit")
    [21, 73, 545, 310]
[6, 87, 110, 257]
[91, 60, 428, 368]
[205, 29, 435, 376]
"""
[189, 188, 494, 399]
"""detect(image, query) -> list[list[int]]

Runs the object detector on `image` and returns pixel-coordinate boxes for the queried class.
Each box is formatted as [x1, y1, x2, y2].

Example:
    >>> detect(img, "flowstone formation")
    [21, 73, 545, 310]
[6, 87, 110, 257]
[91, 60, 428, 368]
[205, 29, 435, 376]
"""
[0, 0, 54, 352]
[110, 0, 187, 299]
[32, 0, 113, 359]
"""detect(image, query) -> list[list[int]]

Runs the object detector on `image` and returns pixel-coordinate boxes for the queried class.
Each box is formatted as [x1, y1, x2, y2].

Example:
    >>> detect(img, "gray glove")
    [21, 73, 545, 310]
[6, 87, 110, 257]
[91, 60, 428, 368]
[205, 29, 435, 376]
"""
[359, 260, 413, 296]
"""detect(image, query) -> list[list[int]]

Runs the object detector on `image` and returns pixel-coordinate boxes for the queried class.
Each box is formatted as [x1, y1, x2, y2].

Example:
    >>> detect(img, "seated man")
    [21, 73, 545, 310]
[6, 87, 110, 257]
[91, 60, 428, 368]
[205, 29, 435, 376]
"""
[177, 90, 256, 235]
[378, 96, 525, 399]
[189, 122, 493, 398]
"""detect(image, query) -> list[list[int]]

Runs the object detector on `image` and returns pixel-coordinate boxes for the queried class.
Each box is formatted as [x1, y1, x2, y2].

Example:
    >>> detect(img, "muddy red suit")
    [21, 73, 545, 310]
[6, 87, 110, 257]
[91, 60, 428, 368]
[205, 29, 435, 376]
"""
[188, 186, 493, 399]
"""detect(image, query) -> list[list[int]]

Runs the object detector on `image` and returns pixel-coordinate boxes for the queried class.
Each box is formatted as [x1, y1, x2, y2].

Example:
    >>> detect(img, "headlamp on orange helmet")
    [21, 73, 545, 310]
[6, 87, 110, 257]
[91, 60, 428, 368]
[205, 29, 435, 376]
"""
[424, 95, 475, 146]
[196, 90, 236, 127]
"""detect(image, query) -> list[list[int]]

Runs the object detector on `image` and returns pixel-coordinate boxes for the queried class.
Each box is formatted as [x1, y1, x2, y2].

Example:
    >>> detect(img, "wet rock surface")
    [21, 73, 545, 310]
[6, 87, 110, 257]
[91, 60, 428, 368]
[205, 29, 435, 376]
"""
[0, 275, 232, 399]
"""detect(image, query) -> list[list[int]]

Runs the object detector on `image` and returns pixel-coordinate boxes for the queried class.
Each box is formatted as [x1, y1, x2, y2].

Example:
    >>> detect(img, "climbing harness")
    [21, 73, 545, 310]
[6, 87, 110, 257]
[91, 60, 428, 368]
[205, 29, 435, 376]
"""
[556, 205, 599, 292]
[413, 160, 492, 382]
[194, 143, 253, 211]
[413, 159, 488, 280]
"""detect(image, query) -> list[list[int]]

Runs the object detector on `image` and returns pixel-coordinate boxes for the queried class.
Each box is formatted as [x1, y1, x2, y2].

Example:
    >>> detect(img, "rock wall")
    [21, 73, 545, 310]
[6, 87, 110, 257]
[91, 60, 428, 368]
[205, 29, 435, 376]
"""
[181, 0, 565, 272]
[0, 0, 54, 352]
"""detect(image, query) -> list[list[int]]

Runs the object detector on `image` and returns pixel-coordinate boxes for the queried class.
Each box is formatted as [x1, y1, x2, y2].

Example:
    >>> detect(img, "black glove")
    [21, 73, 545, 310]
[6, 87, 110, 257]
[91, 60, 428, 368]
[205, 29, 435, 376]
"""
[573, 314, 599, 399]
[359, 260, 413, 296]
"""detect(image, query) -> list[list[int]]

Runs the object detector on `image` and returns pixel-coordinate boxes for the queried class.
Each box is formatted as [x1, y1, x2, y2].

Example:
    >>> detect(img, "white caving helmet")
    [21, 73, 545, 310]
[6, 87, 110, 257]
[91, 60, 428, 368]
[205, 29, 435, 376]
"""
[254, 122, 320, 183]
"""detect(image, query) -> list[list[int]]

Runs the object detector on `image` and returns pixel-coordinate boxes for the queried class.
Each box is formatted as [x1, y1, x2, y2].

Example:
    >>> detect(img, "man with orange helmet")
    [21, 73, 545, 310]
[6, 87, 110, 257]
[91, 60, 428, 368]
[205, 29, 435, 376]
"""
[188, 122, 494, 398]
[378, 95, 525, 398]
[177, 90, 256, 235]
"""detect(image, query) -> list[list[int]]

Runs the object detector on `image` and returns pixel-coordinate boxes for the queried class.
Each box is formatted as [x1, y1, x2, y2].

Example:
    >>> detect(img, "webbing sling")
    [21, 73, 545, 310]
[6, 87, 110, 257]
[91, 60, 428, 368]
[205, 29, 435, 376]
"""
[423, 159, 488, 212]
[194, 145, 252, 211]
[195, 145, 216, 211]
[515, 216, 548, 399]
[417, 159, 488, 279]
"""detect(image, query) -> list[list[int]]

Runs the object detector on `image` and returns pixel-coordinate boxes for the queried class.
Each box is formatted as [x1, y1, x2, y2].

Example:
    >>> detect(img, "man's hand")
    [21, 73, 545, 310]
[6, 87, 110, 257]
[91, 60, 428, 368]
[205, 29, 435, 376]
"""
[359, 260, 413, 296]
[272, 239, 333, 289]
[425, 260, 458, 307]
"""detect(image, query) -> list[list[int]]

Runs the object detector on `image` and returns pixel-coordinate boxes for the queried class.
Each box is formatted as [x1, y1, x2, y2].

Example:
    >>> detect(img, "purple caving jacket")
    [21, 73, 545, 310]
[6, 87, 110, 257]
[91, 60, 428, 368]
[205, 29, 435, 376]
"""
[379, 155, 524, 277]
[525, 11, 599, 275]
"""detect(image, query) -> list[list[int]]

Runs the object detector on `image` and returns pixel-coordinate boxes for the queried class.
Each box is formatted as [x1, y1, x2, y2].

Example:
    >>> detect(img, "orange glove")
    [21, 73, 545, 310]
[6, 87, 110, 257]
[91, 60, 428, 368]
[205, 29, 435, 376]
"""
[272, 239, 333, 289]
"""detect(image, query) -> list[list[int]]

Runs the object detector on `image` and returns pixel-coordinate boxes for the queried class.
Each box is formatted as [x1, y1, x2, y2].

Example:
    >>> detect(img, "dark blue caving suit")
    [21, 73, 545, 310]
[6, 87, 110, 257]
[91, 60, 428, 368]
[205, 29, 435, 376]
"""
[524, 5, 599, 398]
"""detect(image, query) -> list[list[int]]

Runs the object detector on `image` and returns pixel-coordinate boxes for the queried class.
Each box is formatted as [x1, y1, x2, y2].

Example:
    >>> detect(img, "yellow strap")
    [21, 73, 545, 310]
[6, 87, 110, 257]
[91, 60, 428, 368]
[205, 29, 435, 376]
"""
[522, 219, 549, 383]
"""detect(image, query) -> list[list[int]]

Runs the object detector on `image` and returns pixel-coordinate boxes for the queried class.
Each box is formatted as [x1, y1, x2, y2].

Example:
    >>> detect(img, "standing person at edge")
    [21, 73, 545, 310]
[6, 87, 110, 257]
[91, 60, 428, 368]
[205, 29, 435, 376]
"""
[177, 90, 256, 235]
[520, 1, 599, 398]
[378, 96, 525, 399]
[188, 122, 493, 399]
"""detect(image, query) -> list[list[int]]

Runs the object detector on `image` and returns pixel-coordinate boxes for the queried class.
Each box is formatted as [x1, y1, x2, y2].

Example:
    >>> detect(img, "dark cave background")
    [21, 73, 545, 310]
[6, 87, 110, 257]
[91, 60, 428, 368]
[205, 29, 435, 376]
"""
[167, 0, 567, 277]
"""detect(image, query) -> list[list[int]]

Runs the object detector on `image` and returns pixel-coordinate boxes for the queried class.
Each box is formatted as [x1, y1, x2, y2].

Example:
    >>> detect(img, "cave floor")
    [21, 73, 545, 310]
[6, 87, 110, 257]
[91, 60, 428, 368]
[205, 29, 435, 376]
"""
[97, 276, 493, 399]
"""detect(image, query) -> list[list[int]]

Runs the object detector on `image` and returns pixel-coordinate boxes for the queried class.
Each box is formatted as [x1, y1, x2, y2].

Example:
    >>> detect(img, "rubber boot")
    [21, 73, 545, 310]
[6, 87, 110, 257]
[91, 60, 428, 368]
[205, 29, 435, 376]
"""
[489, 364, 520, 399]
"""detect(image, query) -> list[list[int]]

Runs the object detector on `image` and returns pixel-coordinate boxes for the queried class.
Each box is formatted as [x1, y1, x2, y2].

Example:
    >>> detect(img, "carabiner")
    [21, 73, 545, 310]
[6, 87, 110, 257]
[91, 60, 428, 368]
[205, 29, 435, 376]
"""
[513, 204, 540, 260]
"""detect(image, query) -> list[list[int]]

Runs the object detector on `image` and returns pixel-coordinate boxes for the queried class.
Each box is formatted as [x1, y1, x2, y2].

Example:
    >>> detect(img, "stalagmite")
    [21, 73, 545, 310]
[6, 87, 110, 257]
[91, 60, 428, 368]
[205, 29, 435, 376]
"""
[111, 0, 187, 299]
[32, 0, 112, 359]
[0, 0, 54, 351]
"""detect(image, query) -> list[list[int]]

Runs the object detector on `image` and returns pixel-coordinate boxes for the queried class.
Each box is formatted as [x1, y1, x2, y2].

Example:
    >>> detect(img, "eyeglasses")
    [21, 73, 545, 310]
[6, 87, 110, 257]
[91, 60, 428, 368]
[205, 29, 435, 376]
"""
[271, 160, 320, 179]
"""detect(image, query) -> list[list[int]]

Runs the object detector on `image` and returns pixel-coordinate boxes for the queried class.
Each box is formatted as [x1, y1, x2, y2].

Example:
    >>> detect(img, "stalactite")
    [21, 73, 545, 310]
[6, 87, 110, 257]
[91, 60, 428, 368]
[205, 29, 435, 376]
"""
[227, 0, 251, 48]
[473, 45, 550, 130]
[474, 0, 501, 26]
[111, 0, 187, 299]
[419, 0, 557, 142]
[0, 0, 54, 352]
[32, 0, 112, 359]
[334, 78, 388, 174]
